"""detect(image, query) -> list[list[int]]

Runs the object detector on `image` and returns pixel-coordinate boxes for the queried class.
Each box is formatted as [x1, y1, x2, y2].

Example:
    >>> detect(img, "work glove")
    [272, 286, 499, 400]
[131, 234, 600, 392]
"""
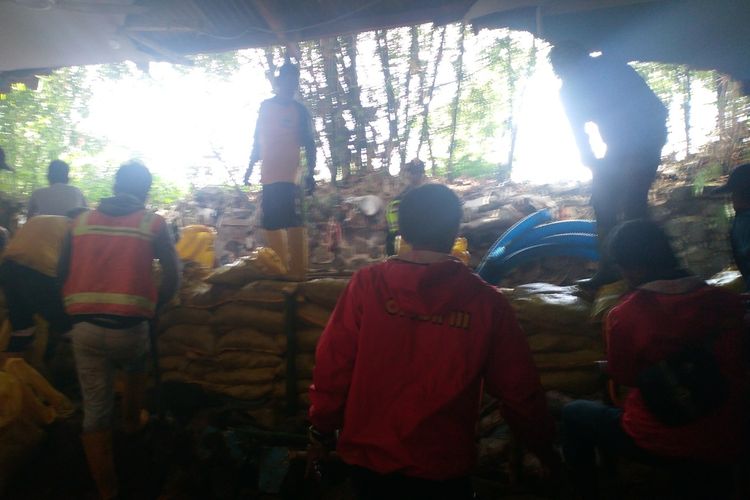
[304, 173, 316, 196]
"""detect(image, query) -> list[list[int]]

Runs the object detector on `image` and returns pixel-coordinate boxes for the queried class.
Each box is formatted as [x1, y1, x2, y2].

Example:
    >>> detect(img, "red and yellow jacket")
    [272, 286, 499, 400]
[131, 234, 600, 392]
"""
[309, 256, 555, 480]
[606, 277, 747, 462]
[63, 208, 164, 318]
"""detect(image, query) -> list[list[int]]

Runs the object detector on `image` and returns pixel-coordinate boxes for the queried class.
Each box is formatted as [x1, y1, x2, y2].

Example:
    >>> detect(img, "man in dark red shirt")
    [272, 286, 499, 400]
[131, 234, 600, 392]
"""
[562, 219, 747, 499]
[309, 184, 559, 499]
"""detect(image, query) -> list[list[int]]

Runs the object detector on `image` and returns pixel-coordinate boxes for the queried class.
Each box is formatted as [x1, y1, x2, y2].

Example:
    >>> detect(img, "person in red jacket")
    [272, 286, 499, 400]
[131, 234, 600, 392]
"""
[59, 161, 179, 500]
[562, 219, 747, 499]
[308, 183, 559, 500]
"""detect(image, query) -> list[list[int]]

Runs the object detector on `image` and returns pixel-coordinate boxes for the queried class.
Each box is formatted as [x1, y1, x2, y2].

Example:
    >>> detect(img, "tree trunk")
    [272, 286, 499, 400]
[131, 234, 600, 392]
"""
[682, 67, 692, 155]
[376, 29, 399, 172]
[447, 24, 467, 181]
[399, 26, 420, 167]
[417, 26, 446, 176]
[298, 41, 332, 180]
[319, 37, 352, 183]
[340, 33, 374, 174]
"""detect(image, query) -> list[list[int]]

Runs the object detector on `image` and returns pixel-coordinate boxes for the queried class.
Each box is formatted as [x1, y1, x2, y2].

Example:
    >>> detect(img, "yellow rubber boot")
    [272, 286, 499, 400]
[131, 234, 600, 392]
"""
[121, 372, 147, 434]
[263, 229, 288, 272]
[286, 226, 309, 281]
[81, 429, 118, 500]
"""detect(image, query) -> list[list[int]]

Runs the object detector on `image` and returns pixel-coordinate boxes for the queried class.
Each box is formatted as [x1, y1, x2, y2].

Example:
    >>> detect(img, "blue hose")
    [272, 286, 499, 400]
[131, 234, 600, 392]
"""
[478, 242, 600, 284]
[485, 209, 552, 261]
[505, 220, 597, 253]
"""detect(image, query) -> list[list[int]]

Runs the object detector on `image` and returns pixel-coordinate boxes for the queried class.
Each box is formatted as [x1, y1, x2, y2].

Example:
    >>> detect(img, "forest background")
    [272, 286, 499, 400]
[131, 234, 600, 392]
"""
[0, 22, 748, 208]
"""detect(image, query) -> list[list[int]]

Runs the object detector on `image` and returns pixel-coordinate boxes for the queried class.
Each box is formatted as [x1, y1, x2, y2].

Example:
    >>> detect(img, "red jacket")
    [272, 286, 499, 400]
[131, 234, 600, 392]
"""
[63, 208, 163, 318]
[606, 277, 748, 462]
[309, 256, 555, 479]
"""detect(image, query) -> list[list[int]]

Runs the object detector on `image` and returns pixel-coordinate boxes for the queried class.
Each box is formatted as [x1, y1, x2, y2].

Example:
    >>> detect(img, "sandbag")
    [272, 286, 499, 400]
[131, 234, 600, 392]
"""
[181, 283, 236, 308]
[0, 372, 23, 428]
[293, 353, 316, 378]
[3, 358, 73, 419]
[3, 216, 69, 277]
[160, 325, 217, 355]
[161, 371, 196, 384]
[207, 383, 274, 401]
[211, 304, 285, 334]
[175, 225, 216, 268]
[159, 356, 189, 373]
[540, 369, 601, 396]
[232, 280, 298, 310]
[205, 247, 286, 286]
[204, 367, 278, 386]
[532, 350, 604, 371]
[245, 407, 280, 430]
[297, 303, 331, 329]
[527, 334, 602, 353]
[591, 280, 628, 322]
[296, 329, 323, 353]
[299, 279, 349, 309]
[272, 379, 312, 399]
[511, 292, 591, 327]
[215, 351, 283, 370]
[158, 308, 213, 331]
[0, 418, 45, 495]
[216, 328, 283, 355]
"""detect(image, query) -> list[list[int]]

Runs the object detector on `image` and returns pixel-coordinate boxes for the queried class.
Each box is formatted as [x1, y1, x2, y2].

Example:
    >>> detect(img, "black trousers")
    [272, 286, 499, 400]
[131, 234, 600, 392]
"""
[0, 260, 72, 352]
[349, 466, 474, 500]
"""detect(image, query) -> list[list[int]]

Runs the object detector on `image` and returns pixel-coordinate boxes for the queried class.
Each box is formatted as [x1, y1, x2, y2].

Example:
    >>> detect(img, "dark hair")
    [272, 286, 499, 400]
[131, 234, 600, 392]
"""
[607, 219, 679, 273]
[114, 160, 152, 201]
[277, 61, 300, 80]
[404, 158, 425, 175]
[48, 159, 70, 184]
[399, 184, 462, 252]
[549, 40, 590, 72]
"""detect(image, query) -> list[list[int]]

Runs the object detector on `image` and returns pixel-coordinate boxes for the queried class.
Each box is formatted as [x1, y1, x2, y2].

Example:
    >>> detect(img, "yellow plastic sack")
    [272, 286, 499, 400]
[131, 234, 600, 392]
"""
[0, 371, 23, 428]
[2, 216, 70, 277]
[591, 280, 629, 322]
[216, 328, 283, 355]
[175, 225, 216, 269]
[211, 304, 285, 333]
[3, 358, 73, 419]
[205, 247, 286, 286]
[299, 279, 349, 309]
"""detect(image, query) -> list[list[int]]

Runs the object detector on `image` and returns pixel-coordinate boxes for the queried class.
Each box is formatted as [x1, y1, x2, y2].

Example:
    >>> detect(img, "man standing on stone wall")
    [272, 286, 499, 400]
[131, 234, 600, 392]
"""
[550, 42, 668, 289]
[244, 61, 317, 281]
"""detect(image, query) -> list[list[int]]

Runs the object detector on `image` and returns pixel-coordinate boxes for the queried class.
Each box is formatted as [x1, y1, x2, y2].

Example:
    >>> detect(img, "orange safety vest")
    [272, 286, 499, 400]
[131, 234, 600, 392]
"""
[63, 209, 162, 318]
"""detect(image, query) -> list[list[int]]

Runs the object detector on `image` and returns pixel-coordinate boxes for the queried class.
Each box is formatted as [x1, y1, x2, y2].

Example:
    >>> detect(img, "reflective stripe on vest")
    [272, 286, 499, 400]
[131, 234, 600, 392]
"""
[64, 292, 155, 311]
[63, 209, 160, 318]
[385, 200, 400, 234]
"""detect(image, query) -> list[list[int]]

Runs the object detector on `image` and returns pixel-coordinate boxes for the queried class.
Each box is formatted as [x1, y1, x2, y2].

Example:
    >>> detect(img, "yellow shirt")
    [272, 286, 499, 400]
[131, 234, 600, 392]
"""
[3, 215, 70, 277]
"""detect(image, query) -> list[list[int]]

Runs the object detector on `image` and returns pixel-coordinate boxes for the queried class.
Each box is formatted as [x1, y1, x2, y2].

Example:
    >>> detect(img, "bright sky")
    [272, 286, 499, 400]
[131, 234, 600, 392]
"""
[81, 33, 719, 189]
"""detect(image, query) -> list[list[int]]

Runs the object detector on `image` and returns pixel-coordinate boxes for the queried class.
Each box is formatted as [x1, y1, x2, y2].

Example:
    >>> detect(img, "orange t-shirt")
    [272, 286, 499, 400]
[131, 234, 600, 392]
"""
[254, 97, 312, 184]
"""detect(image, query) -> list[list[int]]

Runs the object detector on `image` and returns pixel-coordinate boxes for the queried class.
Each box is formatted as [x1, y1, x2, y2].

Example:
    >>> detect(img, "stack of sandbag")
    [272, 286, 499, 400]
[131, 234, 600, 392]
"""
[288, 278, 349, 407]
[0, 290, 9, 351]
[157, 279, 296, 404]
[505, 283, 604, 396]
[0, 358, 73, 494]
